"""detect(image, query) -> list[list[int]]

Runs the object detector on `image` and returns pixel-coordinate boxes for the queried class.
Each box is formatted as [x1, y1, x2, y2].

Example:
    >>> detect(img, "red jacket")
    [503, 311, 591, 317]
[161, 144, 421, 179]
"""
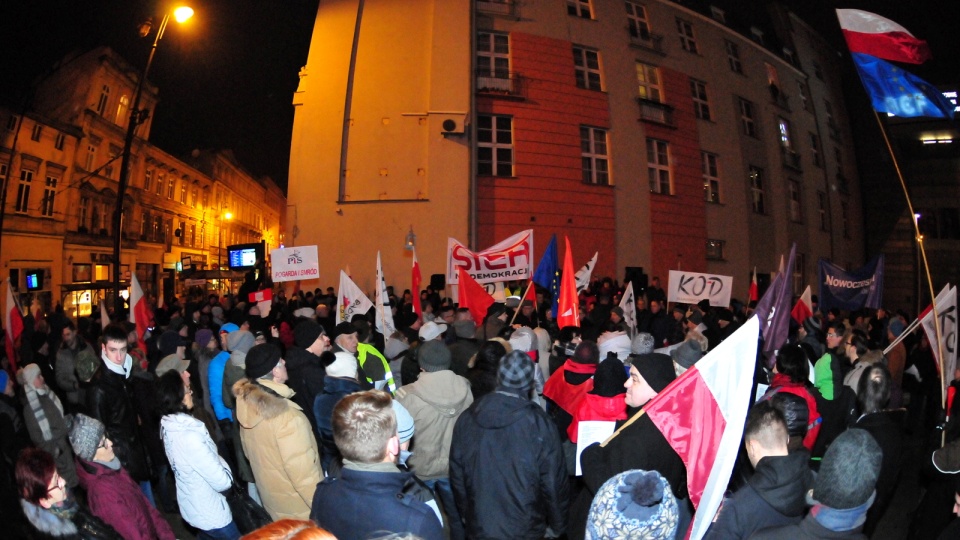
[543, 360, 595, 415]
[764, 373, 822, 451]
[75, 459, 175, 540]
[567, 392, 627, 442]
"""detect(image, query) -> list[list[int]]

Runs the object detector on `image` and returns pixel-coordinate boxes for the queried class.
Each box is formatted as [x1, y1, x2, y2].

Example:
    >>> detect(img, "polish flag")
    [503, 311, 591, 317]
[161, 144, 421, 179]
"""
[457, 267, 494, 327]
[790, 285, 813, 325]
[4, 279, 23, 372]
[412, 248, 423, 320]
[129, 274, 152, 356]
[837, 9, 931, 64]
[919, 284, 957, 399]
[607, 317, 759, 539]
[748, 267, 759, 302]
[557, 236, 580, 328]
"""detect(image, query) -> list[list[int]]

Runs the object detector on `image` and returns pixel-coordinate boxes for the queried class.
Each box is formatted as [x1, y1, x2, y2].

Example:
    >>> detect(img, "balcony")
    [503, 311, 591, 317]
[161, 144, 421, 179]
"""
[628, 28, 665, 55]
[476, 71, 525, 99]
[477, 0, 518, 18]
[781, 148, 802, 171]
[638, 98, 674, 127]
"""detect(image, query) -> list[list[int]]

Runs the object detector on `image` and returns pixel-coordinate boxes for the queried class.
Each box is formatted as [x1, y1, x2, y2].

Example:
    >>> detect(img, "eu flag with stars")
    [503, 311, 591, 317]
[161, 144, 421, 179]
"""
[533, 234, 559, 315]
[852, 52, 955, 119]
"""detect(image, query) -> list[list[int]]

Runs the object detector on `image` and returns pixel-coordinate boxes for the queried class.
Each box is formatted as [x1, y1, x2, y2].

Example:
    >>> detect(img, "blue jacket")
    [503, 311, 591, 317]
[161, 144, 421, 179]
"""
[310, 466, 443, 540]
[207, 351, 232, 421]
[313, 376, 363, 472]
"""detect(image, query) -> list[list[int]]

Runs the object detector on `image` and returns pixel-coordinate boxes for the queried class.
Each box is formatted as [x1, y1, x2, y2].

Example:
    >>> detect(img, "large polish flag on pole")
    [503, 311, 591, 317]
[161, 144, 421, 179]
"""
[129, 274, 151, 355]
[643, 317, 759, 539]
[836, 9, 931, 64]
[411, 248, 423, 321]
[4, 279, 24, 371]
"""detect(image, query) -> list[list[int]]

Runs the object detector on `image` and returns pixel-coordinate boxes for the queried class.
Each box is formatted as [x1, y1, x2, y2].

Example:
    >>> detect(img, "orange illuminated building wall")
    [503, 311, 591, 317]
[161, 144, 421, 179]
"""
[476, 32, 615, 277]
[645, 67, 707, 281]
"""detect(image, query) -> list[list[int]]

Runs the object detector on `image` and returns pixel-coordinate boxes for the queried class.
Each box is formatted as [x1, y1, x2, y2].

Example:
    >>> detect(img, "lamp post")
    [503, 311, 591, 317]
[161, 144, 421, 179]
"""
[218, 209, 232, 294]
[112, 6, 194, 316]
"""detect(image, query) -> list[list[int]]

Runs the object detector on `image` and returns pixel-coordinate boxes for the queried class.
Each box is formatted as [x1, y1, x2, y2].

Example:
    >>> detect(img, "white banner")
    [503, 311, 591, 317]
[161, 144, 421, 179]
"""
[446, 230, 534, 285]
[337, 270, 373, 325]
[920, 285, 957, 394]
[667, 270, 733, 307]
[271, 245, 319, 283]
[619, 281, 637, 335]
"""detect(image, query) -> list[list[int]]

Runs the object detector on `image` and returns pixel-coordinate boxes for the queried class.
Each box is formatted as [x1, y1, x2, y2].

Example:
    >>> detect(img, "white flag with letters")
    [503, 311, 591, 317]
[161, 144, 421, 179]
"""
[619, 282, 637, 336]
[575, 252, 598, 292]
[337, 270, 373, 325]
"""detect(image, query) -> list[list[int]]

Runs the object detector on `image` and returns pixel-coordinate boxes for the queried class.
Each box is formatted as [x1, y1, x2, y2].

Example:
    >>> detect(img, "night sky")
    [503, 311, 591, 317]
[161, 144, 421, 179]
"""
[0, 1, 954, 194]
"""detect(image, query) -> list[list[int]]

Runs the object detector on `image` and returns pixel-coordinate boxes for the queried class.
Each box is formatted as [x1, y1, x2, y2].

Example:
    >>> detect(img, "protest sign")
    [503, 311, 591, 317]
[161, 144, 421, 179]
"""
[271, 245, 319, 283]
[667, 270, 733, 307]
[446, 230, 533, 285]
[818, 255, 884, 312]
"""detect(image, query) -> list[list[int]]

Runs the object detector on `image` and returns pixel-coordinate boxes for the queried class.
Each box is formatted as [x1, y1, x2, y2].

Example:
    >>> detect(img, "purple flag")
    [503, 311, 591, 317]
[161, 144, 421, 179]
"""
[754, 243, 796, 367]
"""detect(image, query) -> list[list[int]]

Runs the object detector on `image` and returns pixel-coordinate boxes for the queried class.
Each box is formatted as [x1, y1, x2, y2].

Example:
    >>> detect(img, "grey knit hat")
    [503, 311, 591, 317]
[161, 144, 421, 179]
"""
[69, 413, 106, 462]
[671, 340, 703, 369]
[631, 333, 656, 355]
[812, 429, 882, 509]
[418, 341, 452, 373]
[497, 350, 535, 391]
[586, 469, 678, 540]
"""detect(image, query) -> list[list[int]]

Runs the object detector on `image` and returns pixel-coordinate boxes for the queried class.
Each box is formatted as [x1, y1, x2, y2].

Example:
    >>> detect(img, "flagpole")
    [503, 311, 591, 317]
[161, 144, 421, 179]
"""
[508, 280, 534, 326]
[872, 111, 946, 416]
[883, 316, 922, 355]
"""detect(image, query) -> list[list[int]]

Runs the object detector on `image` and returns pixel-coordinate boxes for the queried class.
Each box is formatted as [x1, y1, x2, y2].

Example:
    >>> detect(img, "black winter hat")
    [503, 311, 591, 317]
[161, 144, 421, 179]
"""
[573, 341, 600, 365]
[812, 429, 882, 509]
[331, 322, 358, 341]
[590, 354, 628, 397]
[294, 320, 326, 349]
[631, 353, 676, 394]
[245, 343, 282, 380]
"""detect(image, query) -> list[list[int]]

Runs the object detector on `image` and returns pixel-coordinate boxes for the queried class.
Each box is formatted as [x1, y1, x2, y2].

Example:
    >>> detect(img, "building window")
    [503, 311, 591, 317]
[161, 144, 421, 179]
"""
[637, 62, 662, 102]
[797, 81, 810, 111]
[702, 152, 720, 203]
[567, 0, 592, 19]
[810, 133, 822, 167]
[15, 170, 33, 214]
[140, 212, 150, 239]
[41, 176, 57, 217]
[676, 18, 698, 53]
[202, 189, 209, 209]
[788, 180, 802, 222]
[96, 85, 110, 116]
[6, 115, 18, 131]
[750, 27, 764, 46]
[739, 98, 756, 137]
[178, 221, 186, 245]
[477, 32, 510, 79]
[191, 188, 198, 208]
[778, 117, 793, 149]
[710, 6, 725, 24]
[54, 132, 65, 150]
[31, 124, 42, 141]
[477, 115, 514, 177]
[793, 253, 805, 295]
[749, 166, 765, 214]
[690, 79, 710, 120]
[154, 216, 163, 241]
[841, 201, 850, 238]
[116, 95, 130, 126]
[189, 224, 196, 247]
[573, 46, 602, 91]
[581, 126, 610, 185]
[167, 178, 175, 199]
[144, 169, 153, 192]
[85, 144, 97, 171]
[156, 173, 164, 196]
[79, 197, 90, 230]
[817, 191, 828, 231]
[180, 183, 187, 204]
[626, 2, 650, 39]
[706, 239, 725, 260]
[647, 138, 671, 194]
[725, 40, 742, 73]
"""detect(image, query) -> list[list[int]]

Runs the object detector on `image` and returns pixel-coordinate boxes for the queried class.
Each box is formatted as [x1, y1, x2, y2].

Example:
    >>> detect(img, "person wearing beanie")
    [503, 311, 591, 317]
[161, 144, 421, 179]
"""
[448, 319, 479, 378]
[543, 340, 599, 441]
[704, 401, 813, 540]
[475, 302, 508, 341]
[762, 344, 822, 452]
[753, 428, 882, 539]
[233, 343, 320, 520]
[450, 350, 568, 539]
[886, 317, 908, 387]
[798, 316, 825, 360]
[567, 354, 628, 443]
[395, 340, 473, 540]
[208, 322, 240, 424]
[630, 332, 656, 356]
[310, 390, 444, 540]
[314, 351, 365, 473]
[586, 469, 678, 539]
[670, 338, 703, 376]
[220, 329, 256, 411]
[70, 413, 175, 540]
[285, 319, 331, 442]
[572, 352, 687, 540]
[19, 362, 79, 490]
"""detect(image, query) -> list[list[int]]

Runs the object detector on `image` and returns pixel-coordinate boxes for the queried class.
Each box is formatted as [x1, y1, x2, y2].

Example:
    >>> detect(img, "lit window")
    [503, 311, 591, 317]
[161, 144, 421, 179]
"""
[647, 138, 671, 194]
[477, 115, 514, 177]
[690, 79, 710, 120]
[156, 173, 165, 196]
[180, 183, 187, 204]
[778, 117, 793, 149]
[85, 144, 97, 171]
[573, 46, 603, 91]
[706, 239, 725, 260]
[702, 152, 720, 203]
[637, 62, 662, 102]
[116, 95, 130, 126]
[676, 18, 698, 53]
[167, 178, 175, 199]
[581, 126, 610, 185]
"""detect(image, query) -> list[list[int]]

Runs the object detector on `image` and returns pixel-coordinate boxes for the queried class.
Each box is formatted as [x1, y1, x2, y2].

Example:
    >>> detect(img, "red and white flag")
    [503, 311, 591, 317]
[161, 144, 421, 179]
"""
[836, 9, 931, 64]
[791, 285, 813, 325]
[748, 267, 759, 302]
[557, 236, 580, 328]
[644, 316, 760, 539]
[4, 279, 23, 372]
[920, 284, 957, 398]
[129, 273, 152, 356]
[412, 248, 423, 321]
[457, 267, 494, 327]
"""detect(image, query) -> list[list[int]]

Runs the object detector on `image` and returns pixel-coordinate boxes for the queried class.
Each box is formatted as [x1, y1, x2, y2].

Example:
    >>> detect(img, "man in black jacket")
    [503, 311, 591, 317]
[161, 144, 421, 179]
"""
[87, 324, 151, 497]
[284, 319, 330, 442]
[450, 350, 568, 539]
[704, 400, 813, 539]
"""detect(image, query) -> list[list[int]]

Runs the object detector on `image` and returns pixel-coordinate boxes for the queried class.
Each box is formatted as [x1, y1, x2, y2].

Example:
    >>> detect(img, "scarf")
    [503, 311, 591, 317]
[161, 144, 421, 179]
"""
[94, 457, 121, 471]
[101, 351, 133, 378]
[808, 491, 875, 532]
[24, 383, 62, 442]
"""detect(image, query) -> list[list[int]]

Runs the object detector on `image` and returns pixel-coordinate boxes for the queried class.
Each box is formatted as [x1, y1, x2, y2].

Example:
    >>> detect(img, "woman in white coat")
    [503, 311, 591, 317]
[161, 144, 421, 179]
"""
[157, 370, 239, 540]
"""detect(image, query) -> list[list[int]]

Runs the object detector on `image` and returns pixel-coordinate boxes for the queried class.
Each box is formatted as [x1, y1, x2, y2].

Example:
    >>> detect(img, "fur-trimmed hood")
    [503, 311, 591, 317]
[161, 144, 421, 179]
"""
[233, 378, 299, 429]
[20, 499, 78, 537]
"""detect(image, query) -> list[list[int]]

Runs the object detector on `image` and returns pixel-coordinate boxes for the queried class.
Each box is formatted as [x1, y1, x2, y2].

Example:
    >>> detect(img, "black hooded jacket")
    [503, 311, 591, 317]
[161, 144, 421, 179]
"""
[704, 451, 814, 540]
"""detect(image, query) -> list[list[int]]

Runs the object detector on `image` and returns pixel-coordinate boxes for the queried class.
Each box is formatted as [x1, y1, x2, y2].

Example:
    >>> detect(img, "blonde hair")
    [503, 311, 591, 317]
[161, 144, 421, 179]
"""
[242, 519, 337, 540]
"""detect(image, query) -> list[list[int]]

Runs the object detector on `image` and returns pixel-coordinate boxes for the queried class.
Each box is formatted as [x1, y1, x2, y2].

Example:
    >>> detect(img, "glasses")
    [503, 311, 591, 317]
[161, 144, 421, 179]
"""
[826, 332, 839, 338]
[46, 473, 65, 495]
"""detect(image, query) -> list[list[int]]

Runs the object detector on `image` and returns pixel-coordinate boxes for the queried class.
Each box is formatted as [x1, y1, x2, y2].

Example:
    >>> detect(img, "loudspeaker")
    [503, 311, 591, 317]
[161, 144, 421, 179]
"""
[623, 267, 647, 290]
[429, 273, 446, 291]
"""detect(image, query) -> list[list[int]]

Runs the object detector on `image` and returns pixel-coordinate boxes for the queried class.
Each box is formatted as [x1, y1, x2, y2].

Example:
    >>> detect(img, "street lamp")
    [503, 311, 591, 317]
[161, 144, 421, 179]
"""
[218, 209, 232, 270]
[112, 5, 193, 316]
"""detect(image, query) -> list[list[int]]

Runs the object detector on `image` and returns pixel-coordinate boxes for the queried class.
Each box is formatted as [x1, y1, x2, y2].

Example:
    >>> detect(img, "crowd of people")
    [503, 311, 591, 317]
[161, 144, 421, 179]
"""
[0, 274, 959, 539]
